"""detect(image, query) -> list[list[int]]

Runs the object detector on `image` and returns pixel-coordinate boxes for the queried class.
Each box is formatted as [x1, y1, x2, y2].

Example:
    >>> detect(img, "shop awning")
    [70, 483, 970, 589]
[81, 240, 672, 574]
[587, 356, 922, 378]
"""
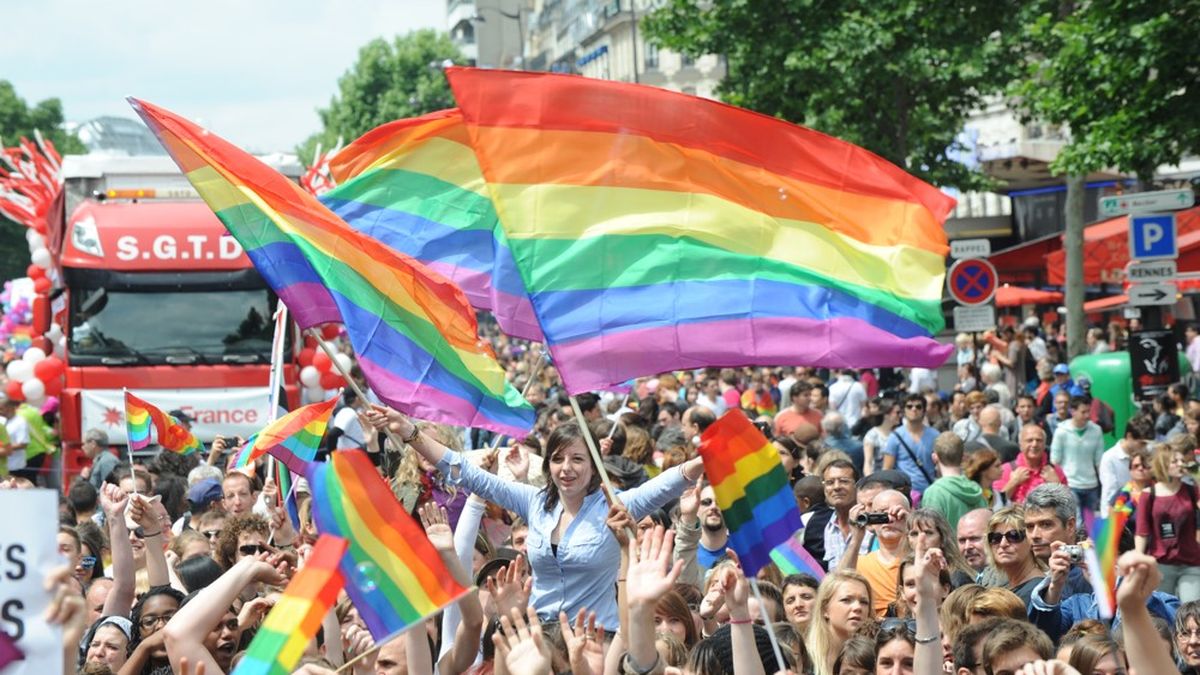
[988, 233, 1062, 286]
[1083, 294, 1128, 313]
[1046, 206, 1200, 285]
[995, 285, 1064, 307]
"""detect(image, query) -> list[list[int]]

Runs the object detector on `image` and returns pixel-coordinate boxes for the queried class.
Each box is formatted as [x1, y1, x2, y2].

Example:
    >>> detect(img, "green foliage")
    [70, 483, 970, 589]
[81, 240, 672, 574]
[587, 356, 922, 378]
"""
[642, 0, 1025, 190]
[298, 29, 463, 162]
[1012, 1, 1200, 182]
[0, 80, 86, 155]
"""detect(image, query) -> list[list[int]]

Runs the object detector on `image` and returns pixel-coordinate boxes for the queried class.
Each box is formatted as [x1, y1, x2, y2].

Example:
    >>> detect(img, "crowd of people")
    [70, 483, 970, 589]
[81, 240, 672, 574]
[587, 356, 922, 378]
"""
[4, 315, 1200, 675]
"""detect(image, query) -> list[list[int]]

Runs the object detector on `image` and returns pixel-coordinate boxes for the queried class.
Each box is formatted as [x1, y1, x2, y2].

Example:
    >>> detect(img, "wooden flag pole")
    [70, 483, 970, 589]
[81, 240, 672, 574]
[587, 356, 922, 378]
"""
[750, 578, 788, 672]
[307, 329, 408, 453]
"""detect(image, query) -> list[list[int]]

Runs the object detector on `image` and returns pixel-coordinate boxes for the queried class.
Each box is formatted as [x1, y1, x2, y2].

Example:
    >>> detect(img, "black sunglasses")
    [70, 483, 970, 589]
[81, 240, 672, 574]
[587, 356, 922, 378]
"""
[987, 530, 1026, 545]
[880, 617, 916, 634]
[905, 403, 926, 410]
[239, 544, 269, 556]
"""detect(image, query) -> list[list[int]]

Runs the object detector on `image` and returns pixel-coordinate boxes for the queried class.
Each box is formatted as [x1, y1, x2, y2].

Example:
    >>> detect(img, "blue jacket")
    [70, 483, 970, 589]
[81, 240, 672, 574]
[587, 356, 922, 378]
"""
[1028, 576, 1179, 643]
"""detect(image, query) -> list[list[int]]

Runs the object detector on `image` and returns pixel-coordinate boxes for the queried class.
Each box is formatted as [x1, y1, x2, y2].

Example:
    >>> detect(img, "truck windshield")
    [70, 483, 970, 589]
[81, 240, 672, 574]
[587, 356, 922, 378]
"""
[69, 288, 277, 365]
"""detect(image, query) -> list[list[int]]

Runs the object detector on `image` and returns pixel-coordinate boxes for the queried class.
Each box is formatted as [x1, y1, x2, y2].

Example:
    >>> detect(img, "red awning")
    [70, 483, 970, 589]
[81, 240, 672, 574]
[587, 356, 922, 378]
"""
[1083, 294, 1128, 313]
[994, 285, 1064, 307]
[1046, 206, 1200, 285]
[988, 233, 1062, 286]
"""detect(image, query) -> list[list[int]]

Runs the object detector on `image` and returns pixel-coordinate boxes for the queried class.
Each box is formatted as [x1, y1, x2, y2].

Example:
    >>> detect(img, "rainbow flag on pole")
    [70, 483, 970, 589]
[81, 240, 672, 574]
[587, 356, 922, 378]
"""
[322, 109, 542, 341]
[231, 534, 348, 675]
[306, 450, 470, 641]
[234, 395, 338, 474]
[128, 98, 534, 438]
[698, 410, 803, 577]
[1084, 491, 1134, 619]
[124, 391, 202, 455]
[770, 534, 827, 580]
[446, 68, 955, 393]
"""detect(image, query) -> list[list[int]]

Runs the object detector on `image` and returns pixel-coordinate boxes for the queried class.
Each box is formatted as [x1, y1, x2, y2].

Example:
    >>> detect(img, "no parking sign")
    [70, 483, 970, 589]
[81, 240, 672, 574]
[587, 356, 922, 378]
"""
[947, 258, 998, 306]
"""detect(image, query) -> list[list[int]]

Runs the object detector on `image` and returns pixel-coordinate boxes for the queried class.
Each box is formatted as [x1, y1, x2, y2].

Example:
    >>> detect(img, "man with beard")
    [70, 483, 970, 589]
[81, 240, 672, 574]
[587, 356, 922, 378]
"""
[674, 481, 729, 586]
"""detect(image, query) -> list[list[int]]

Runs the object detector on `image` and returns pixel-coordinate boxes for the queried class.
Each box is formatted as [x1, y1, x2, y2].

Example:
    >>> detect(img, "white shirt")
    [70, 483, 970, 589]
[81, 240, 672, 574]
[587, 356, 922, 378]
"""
[332, 407, 366, 449]
[1098, 442, 1132, 517]
[4, 414, 29, 472]
[696, 393, 727, 417]
[829, 375, 868, 427]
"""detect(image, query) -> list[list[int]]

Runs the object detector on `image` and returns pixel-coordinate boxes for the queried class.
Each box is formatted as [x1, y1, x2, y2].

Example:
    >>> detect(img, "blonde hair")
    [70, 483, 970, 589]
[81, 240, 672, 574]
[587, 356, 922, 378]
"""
[1151, 442, 1185, 484]
[622, 425, 653, 465]
[806, 570, 873, 675]
[392, 421, 461, 499]
[968, 587, 1026, 621]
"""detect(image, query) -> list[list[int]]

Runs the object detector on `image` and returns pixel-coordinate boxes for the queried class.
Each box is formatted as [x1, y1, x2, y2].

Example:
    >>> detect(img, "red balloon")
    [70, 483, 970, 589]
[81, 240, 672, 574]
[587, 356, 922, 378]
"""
[312, 348, 332, 373]
[33, 222, 47, 235]
[4, 379, 23, 401]
[42, 376, 63, 397]
[296, 347, 316, 368]
[33, 356, 64, 380]
[26, 264, 44, 280]
[33, 277, 50, 294]
[321, 324, 341, 340]
[318, 370, 342, 390]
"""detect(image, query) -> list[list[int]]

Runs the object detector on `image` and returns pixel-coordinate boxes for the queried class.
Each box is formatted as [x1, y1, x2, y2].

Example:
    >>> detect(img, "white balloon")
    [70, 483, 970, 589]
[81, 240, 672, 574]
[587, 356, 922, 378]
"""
[46, 323, 63, 341]
[6, 360, 32, 382]
[304, 386, 325, 403]
[20, 377, 45, 402]
[53, 336, 66, 359]
[299, 365, 321, 388]
[333, 353, 354, 374]
[26, 231, 45, 249]
[22, 347, 46, 363]
[30, 248, 51, 269]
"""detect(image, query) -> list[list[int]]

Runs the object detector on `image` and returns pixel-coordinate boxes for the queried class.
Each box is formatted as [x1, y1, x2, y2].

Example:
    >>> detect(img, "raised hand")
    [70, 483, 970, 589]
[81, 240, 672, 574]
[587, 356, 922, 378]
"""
[559, 609, 606, 675]
[129, 494, 161, 533]
[1116, 551, 1162, 610]
[504, 444, 531, 482]
[342, 624, 377, 675]
[99, 482, 130, 522]
[678, 478, 703, 524]
[487, 554, 532, 618]
[418, 502, 454, 553]
[238, 596, 274, 631]
[495, 606, 552, 675]
[626, 525, 685, 610]
[605, 503, 636, 549]
[913, 547, 946, 601]
[719, 550, 751, 622]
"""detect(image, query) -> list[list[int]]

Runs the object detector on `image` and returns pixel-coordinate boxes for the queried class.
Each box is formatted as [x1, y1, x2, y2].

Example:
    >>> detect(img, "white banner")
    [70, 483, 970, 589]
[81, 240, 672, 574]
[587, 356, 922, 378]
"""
[80, 387, 271, 444]
[0, 489, 61, 675]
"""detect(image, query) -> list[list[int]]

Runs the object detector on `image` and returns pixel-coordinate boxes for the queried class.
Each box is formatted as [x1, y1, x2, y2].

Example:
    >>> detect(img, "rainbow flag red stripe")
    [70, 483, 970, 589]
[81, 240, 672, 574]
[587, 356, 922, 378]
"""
[698, 410, 803, 577]
[234, 395, 338, 474]
[231, 534, 348, 675]
[124, 391, 202, 455]
[128, 98, 534, 438]
[306, 450, 469, 641]
[447, 68, 954, 393]
[322, 109, 542, 341]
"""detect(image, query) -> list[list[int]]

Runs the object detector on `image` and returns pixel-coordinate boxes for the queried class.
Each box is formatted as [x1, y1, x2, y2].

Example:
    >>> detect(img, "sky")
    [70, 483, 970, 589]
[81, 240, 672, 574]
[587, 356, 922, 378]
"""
[2, 0, 447, 153]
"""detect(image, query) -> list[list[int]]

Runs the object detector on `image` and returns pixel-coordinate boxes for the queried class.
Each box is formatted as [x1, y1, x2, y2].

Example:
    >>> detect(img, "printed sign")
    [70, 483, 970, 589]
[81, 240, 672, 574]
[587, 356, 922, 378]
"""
[80, 387, 271, 445]
[1129, 330, 1180, 399]
[953, 304, 996, 332]
[0, 489, 61, 675]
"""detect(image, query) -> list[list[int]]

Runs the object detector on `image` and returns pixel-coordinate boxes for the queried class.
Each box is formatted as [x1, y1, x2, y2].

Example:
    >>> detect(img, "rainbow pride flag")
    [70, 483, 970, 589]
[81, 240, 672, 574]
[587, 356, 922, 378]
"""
[124, 391, 202, 455]
[322, 109, 542, 341]
[277, 460, 301, 531]
[306, 449, 470, 641]
[129, 98, 535, 438]
[698, 410, 803, 577]
[447, 68, 955, 393]
[234, 395, 338, 474]
[770, 534, 826, 580]
[231, 534, 348, 675]
[1084, 490, 1134, 618]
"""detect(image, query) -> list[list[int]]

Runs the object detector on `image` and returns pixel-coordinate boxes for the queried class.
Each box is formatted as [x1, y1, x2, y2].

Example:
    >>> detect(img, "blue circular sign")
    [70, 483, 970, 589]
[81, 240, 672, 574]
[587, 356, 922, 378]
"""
[948, 257, 997, 306]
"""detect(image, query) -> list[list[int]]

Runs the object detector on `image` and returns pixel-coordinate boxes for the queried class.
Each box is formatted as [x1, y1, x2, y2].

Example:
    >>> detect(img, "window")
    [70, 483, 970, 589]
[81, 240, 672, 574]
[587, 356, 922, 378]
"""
[681, 52, 695, 67]
[644, 43, 659, 69]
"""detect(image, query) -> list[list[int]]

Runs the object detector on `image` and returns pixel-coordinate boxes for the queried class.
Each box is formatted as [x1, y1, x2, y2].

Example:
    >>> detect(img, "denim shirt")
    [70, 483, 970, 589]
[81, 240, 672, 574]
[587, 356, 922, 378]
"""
[436, 451, 690, 629]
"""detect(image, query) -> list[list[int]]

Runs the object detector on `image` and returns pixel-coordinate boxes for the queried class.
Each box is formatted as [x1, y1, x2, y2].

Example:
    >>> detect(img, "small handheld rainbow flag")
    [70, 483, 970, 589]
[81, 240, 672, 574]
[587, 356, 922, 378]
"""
[1084, 490, 1134, 619]
[124, 391, 203, 455]
[698, 410, 804, 577]
[769, 533, 826, 580]
[231, 534, 348, 675]
[306, 449, 470, 641]
[234, 395, 339, 474]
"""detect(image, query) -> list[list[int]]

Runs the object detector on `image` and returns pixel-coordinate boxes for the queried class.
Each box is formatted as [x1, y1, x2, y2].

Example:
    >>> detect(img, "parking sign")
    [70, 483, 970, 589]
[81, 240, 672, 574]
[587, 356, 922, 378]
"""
[1129, 213, 1177, 261]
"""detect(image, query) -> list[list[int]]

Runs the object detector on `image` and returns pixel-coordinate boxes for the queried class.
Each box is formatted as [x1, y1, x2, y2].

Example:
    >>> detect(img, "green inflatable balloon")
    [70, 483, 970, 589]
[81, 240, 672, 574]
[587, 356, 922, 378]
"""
[1070, 351, 1190, 446]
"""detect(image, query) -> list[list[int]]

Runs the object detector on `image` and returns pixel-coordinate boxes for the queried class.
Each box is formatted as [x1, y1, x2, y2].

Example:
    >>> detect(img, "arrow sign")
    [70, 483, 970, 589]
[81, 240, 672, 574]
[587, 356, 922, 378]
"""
[1099, 189, 1194, 217]
[1128, 282, 1177, 307]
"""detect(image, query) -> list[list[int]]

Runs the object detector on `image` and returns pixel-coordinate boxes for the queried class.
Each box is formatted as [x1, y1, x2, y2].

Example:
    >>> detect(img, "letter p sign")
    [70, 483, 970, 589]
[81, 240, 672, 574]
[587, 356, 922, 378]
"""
[1129, 213, 1177, 261]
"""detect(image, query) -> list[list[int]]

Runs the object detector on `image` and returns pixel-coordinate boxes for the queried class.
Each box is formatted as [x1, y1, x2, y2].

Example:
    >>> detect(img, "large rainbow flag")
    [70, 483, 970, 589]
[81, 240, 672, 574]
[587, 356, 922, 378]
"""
[124, 391, 202, 455]
[321, 109, 542, 341]
[129, 98, 535, 438]
[306, 449, 470, 641]
[698, 410, 803, 577]
[231, 534, 348, 675]
[446, 68, 955, 393]
[234, 395, 339, 474]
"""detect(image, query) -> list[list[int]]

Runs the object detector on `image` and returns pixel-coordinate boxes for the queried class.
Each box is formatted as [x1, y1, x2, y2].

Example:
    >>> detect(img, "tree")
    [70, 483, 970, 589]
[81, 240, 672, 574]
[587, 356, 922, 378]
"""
[1013, 0, 1200, 356]
[0, 80, 86, 155]
[298, 30, 463, 162]
[642, 0, 1025, 190]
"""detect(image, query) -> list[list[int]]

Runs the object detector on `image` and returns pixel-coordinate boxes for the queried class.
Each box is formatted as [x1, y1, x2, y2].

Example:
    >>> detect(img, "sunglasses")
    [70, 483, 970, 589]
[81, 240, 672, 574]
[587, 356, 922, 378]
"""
[987, 530, 1026, 545]
[80, 555, 97, 569]
[905, 404, 926, 410]
[201, 529, 221, 540]
[699, 498, 715, 507]
[239, 544, 269, 556]
[880, 618, 916, 633]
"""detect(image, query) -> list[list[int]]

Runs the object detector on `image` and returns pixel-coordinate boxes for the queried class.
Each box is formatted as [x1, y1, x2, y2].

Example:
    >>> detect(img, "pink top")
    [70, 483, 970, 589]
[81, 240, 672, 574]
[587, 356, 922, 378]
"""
[993, 453, 1069, 503]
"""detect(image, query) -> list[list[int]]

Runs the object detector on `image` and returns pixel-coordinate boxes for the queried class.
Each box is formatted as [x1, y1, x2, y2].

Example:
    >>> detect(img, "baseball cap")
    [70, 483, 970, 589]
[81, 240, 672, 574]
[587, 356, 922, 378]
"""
[1075, 374, 1092, 389]
[474, 547, 521, 587]
[187, 478, 223, 510]
[1053, 363, 1070, 375]
[169, 409, 195, 424]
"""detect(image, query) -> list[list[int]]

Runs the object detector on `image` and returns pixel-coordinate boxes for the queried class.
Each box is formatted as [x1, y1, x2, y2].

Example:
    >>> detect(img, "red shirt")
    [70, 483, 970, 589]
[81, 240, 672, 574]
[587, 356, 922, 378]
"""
[774, 407, 823, 437]
[993, 453, 1068, 503]
[1136, 484, 1200, 565]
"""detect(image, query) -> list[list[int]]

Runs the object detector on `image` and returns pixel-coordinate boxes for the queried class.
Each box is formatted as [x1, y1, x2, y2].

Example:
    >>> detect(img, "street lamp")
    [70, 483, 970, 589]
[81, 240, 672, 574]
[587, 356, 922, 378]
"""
[471, 6, 525, 70]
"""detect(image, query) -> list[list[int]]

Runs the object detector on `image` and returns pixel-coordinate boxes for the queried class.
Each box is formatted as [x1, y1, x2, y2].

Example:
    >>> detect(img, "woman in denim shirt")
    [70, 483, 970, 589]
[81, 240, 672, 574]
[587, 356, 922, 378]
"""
[366, 407, 705, 630]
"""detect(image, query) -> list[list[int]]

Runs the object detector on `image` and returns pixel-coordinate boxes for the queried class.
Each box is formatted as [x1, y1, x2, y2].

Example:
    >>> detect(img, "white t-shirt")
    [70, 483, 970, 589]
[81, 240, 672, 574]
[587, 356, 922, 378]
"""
[830, 376, 868, 426]
[4, 414, 30, 472]
[332, 407, 366, 450]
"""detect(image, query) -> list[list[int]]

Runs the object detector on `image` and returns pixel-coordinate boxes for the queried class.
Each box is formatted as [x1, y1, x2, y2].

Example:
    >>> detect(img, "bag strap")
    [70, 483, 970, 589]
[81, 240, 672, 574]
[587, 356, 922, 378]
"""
[894, 430, 934, 486]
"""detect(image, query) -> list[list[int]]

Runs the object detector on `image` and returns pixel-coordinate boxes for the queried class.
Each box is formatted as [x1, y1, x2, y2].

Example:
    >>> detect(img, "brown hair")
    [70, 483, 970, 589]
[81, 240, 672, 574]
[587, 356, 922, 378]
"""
[622, 425, 654, 465]
[1067, 634, 1125, 675]
[655, 590, 700, 647]
[214, 513, 269, 569]
[940, 584, 986, 646]
[968, 587, 1026, 621]
[979, 619, 1053, 672]
[540, 423, 602, 512]
[963, 448, 1000, 483]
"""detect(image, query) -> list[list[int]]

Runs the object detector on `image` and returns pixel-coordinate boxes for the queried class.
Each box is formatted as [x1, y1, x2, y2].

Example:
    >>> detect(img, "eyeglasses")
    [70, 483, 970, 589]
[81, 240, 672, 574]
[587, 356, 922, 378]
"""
[823, 478, 854, 487]
[139, 612, 176, 630]
[987, 530, 1026, 545]
[880, 618, 916, 633]
[80, 555, 97, 569]
[905, 404, 926, 411]
[201, 529, 221, 540]
[1179, 628, 1200, 640]
[239, 544, 269, 556]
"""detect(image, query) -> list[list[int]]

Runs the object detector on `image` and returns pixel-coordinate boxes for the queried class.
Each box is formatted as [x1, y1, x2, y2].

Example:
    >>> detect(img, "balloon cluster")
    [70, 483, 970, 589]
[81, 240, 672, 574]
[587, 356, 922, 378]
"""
[296, 325, 350, 402]
[4, 340, 65, 405]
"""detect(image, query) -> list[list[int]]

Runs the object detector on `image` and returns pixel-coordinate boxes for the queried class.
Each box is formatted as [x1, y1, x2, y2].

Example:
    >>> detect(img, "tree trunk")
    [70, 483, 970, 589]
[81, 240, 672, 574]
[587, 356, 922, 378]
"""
[1064, 173, 1087, 359]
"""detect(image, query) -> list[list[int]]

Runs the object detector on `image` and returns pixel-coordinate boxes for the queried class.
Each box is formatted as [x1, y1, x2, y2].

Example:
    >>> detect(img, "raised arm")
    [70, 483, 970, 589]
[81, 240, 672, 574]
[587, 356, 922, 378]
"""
[625, 525, 685, 675]
[1116, 552, 1179, 675]
[620, 457, 704, 518]
[129, 494, 170, 587]
[420, 503, 484, 675]
[913, 549, 946, 675]
[99, 483, 135, 617]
